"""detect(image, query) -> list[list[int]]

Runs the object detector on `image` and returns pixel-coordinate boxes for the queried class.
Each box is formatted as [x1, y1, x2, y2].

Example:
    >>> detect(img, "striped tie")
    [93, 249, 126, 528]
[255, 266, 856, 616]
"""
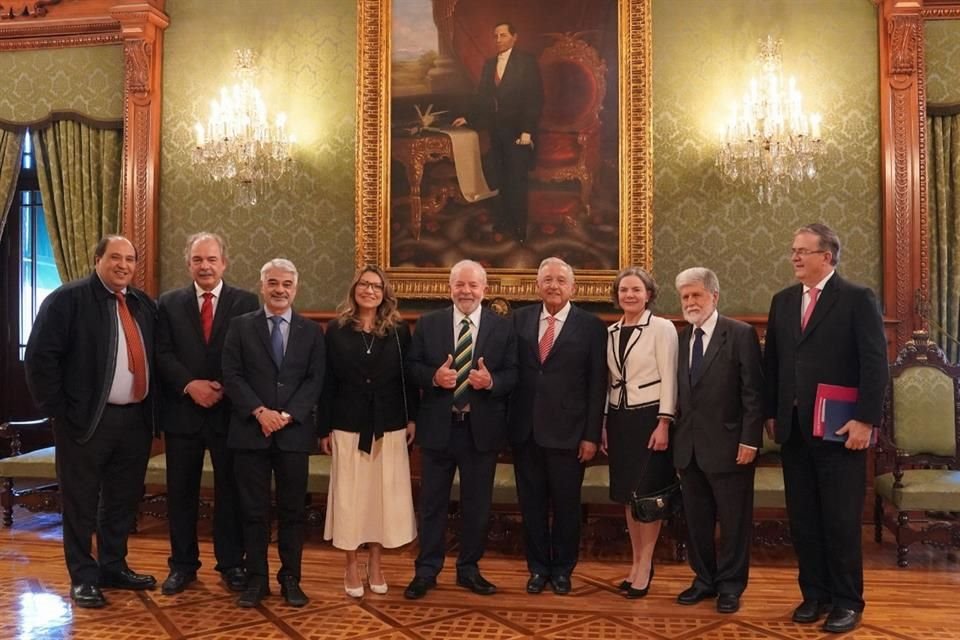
[539, 315, 556, 363]
[453, 318, 473, 408]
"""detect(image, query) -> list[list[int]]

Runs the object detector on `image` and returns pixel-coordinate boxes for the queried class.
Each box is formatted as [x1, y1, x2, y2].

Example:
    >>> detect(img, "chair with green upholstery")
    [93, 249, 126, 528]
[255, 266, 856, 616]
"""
[874, 332, 960, 567]
[0, 418, 59, 527]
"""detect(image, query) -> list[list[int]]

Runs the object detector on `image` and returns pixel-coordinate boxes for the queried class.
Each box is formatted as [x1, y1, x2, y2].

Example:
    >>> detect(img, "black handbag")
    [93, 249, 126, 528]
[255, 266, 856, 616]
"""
[628, 447, 682, 523]
[629, 481, 682, 523]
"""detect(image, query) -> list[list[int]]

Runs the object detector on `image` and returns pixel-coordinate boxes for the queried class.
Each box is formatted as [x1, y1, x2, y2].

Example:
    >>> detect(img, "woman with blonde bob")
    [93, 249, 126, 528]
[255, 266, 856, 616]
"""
[601, 266, 678, 598]
[320, 265, 418, 597]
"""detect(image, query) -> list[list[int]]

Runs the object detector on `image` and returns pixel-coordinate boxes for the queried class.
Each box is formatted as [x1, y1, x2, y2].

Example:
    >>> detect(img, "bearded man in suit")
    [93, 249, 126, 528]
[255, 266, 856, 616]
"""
[763, 223, 888, 634]
[156, 232, 259, 595]
[673, 267, 764, 614]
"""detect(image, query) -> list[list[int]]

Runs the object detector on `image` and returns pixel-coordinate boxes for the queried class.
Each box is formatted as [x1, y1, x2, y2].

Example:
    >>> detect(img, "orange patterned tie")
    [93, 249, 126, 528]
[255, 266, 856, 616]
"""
[539, 316, 556, 363]
[116, 292, 147, 401]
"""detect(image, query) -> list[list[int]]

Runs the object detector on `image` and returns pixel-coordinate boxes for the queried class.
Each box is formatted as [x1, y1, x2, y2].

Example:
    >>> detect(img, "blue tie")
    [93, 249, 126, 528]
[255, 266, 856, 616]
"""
[270, 315, 284, 368]
[690, 327, 704, 382]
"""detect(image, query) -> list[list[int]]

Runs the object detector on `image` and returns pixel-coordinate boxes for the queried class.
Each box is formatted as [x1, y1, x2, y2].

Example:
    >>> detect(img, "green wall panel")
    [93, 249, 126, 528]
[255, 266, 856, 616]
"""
[159, 0, 357, 309]
[926, 19, 960, 105]
[652, 0, 880, 315]
[0, 46, 124, 123]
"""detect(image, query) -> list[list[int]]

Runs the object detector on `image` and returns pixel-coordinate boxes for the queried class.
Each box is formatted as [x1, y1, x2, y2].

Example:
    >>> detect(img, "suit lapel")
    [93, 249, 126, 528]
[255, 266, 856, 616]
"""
[284, 312, 306, 370]
[693, 318, 727, 386]
[785, 284, 803, 344]
[208, 283, 234, 343]
[253, 309, 275, 368]
[678, 324, 692, 384]
[607, 321, 623, 370]
[474, 308, 494, 363]
[543, 306, 580, 365]
[181, 286, 204, 343]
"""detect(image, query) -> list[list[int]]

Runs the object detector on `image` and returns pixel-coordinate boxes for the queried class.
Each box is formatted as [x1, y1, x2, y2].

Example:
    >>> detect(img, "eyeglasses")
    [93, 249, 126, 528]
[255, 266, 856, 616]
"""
[357, 280, 384, 292]
[789, 249, 827, 258]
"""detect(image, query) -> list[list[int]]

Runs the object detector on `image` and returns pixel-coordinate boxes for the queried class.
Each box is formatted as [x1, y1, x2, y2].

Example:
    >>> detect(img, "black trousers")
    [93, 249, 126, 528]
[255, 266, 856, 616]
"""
[165, 430, 243, 574]
[415, 417, 497, 578]
[679, 453, 755, 596]
[781, 415, 867, 612]
[233, 446, 308, 585]
[488, 128, 534, 241]
[512, 438, 584, 578]
[54, 403, 152, 585]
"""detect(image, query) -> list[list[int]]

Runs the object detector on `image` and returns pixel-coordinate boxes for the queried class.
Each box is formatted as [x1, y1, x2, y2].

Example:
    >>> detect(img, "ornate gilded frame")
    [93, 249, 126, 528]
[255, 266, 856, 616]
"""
[355, 0, 651, 300]
[0, 0, 168, 295]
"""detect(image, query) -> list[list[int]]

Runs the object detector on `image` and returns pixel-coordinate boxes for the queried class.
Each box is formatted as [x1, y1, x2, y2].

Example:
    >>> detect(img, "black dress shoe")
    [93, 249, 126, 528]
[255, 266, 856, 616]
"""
[550, 575, 571, 595]
[526, 573, 549, 594]
[792, 599, 833, 623]
[161, 570, 197, 595]
[100, 568, 157, 590]
[221, 567, 248, 592]
[717, 593, 740, 613]
[456, 572, 497, 595]
[677, 584, 718, 605]
[236, 581, 269, 608]
[71, 583, 107, 608]
[625, 564, 655, 599]
[279, 576, 309, 607]
[617, 580, 632, 592]
[403, 576, 436, 600]
[822, 607, 861, 633]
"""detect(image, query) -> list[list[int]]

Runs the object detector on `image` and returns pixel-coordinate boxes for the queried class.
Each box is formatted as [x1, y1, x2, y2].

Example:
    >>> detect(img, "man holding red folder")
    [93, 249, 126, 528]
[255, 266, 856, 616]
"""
[763, 223, 888, 634]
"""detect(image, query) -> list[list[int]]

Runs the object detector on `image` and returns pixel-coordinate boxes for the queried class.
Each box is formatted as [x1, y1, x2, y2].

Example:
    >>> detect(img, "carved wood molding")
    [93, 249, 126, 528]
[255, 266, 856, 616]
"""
[0, 0, 167, 295]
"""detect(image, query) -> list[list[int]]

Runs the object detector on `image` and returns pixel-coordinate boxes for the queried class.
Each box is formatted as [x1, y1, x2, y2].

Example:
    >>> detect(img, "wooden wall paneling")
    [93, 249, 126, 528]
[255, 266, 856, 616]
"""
[0, 0, 168, 296]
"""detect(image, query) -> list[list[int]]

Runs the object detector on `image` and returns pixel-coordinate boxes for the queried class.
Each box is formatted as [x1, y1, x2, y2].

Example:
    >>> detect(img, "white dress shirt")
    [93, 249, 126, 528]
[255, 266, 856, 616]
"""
[265, 307, 293, 354]
[538, 301, 571, 342]
[194, 279, 223, 314]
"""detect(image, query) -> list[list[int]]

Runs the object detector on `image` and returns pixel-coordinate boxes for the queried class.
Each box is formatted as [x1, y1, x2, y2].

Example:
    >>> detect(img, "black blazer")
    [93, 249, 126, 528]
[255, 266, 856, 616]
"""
[408, 306, 518, 452]
[156, 282, 259, 436]
[674, 315, 765, 473]
[222, 308, 325, 452]
[508, 303, 607, 449]
[319, 320, 419, 451]
[473, 49, 544, 137]
[24, 272, 157, 444]
[763, 274, 889, 444]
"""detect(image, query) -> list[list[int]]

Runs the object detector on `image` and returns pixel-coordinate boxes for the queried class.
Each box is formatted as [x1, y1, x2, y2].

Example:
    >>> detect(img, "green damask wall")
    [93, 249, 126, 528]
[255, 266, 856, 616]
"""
[926, 20, 960, 104]
[159, 0, 357, 309]
[0, 46, 123, 123]
[652, 0, 881, 315]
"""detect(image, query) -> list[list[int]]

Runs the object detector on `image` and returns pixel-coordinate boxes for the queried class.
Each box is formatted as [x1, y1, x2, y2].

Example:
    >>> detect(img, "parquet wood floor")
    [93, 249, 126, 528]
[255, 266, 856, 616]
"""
[1, 511, 958, 639]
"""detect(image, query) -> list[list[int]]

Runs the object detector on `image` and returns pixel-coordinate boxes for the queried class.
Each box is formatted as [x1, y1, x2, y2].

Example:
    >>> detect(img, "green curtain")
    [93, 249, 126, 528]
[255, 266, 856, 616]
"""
[32, 121, 122, 283]
[0, 128, 25, 241]
[928, 111, 960, 363]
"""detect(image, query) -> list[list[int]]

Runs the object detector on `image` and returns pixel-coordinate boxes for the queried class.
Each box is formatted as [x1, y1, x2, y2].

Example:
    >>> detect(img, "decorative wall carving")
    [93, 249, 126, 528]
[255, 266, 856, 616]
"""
[0, 0, 61, 20]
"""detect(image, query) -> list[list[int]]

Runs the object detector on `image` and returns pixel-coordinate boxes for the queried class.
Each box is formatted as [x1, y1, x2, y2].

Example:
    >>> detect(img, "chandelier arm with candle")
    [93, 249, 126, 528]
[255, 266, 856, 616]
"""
[716, 36, 824, 204]
[192, 49, 294, 207]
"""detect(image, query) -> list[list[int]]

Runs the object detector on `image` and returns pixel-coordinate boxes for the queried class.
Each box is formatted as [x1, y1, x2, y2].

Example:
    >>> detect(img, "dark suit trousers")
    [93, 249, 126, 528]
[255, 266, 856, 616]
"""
[489, 129, 533, 239]
[415, 417, 497, 578]
[679, 453, 754, 596]
[165, 430, 244, 574]
[233, 445, 308, 584]
[54, 403, 152, 585]
[512, 438, 584, 578]
[781, 415, 867, 611]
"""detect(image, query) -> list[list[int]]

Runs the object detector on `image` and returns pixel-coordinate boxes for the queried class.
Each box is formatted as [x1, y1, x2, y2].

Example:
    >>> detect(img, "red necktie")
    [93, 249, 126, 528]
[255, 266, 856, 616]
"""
[200, 292, 214, 343]
[801, 287, 820, 331]
[494, 68, 502, 86]
[539, 316, 556, 363]
[116, 292, 147, 401]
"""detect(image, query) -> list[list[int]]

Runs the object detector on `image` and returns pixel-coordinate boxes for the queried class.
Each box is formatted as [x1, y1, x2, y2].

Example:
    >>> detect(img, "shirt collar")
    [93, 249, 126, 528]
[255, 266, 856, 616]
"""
[194, 279, 223, 300]
[264, 307, 293, 323]
[95, 272, 127, 296]
[498, 48, 512, 60]
[804, 270, 835, 294]
[696, 309, 719, 336]
[540, 301, 571, 323]
[453, 305, 482, 328]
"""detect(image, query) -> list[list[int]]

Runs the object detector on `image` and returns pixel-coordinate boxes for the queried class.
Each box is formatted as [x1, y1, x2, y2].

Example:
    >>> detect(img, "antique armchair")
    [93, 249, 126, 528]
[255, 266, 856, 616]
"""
[874, 332, 960, 567]
[0, 418, 59, 526]
[532, 33, 607, 217]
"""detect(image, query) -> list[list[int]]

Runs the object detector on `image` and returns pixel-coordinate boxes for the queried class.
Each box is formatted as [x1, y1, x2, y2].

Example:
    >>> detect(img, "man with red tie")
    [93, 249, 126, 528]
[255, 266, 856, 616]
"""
[26, 235, 158, 608]
[763, 223, 888, 634]
[156, 232, 258, 595]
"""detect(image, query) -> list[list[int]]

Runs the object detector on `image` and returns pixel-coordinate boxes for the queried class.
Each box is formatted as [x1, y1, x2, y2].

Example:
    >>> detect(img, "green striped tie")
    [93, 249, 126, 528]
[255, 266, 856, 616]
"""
[453, 318, 473, 408]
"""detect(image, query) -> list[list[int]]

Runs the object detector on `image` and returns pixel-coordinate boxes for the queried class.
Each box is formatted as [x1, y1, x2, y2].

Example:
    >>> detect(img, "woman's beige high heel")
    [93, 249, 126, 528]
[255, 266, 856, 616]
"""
[366, 565, 388, 595]
[344, 572, 364, 598]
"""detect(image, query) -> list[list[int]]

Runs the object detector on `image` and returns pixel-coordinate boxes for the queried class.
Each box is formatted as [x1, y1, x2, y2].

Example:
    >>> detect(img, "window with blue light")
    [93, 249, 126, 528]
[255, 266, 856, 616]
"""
[17, 130, 61, 360]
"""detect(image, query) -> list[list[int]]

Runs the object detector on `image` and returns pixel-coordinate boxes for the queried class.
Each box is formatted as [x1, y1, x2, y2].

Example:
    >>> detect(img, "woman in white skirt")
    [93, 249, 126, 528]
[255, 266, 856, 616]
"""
[320, 265, 417, 597]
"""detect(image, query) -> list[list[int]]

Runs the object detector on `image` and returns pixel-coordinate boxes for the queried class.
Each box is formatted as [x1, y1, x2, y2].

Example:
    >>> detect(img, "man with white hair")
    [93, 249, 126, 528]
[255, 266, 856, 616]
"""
[673, 267, 763, 614]
[404, 259, 518, 599]
[508, 257, 607, 594]
[222, 258, 326, 609]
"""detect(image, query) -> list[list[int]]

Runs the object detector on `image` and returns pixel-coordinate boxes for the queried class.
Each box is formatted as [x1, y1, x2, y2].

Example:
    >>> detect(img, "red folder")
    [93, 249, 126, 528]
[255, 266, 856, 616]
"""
[813, 383, 877, 445]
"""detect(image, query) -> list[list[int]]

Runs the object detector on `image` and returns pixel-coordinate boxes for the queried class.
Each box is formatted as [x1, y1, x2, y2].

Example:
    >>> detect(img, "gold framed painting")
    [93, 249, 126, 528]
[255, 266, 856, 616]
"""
[355, 0, 651, 300]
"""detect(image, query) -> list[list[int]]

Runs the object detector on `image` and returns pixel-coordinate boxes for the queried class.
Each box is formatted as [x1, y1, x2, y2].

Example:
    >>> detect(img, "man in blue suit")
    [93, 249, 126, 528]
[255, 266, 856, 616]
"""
[404, 260, 518, 599]
[508, 257, 607, 594]
[222, 258, 325, 609]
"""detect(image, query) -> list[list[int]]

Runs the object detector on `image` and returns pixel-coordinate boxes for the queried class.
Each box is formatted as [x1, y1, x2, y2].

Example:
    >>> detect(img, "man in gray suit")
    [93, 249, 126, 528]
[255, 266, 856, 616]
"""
[673, 268, 764, 614]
